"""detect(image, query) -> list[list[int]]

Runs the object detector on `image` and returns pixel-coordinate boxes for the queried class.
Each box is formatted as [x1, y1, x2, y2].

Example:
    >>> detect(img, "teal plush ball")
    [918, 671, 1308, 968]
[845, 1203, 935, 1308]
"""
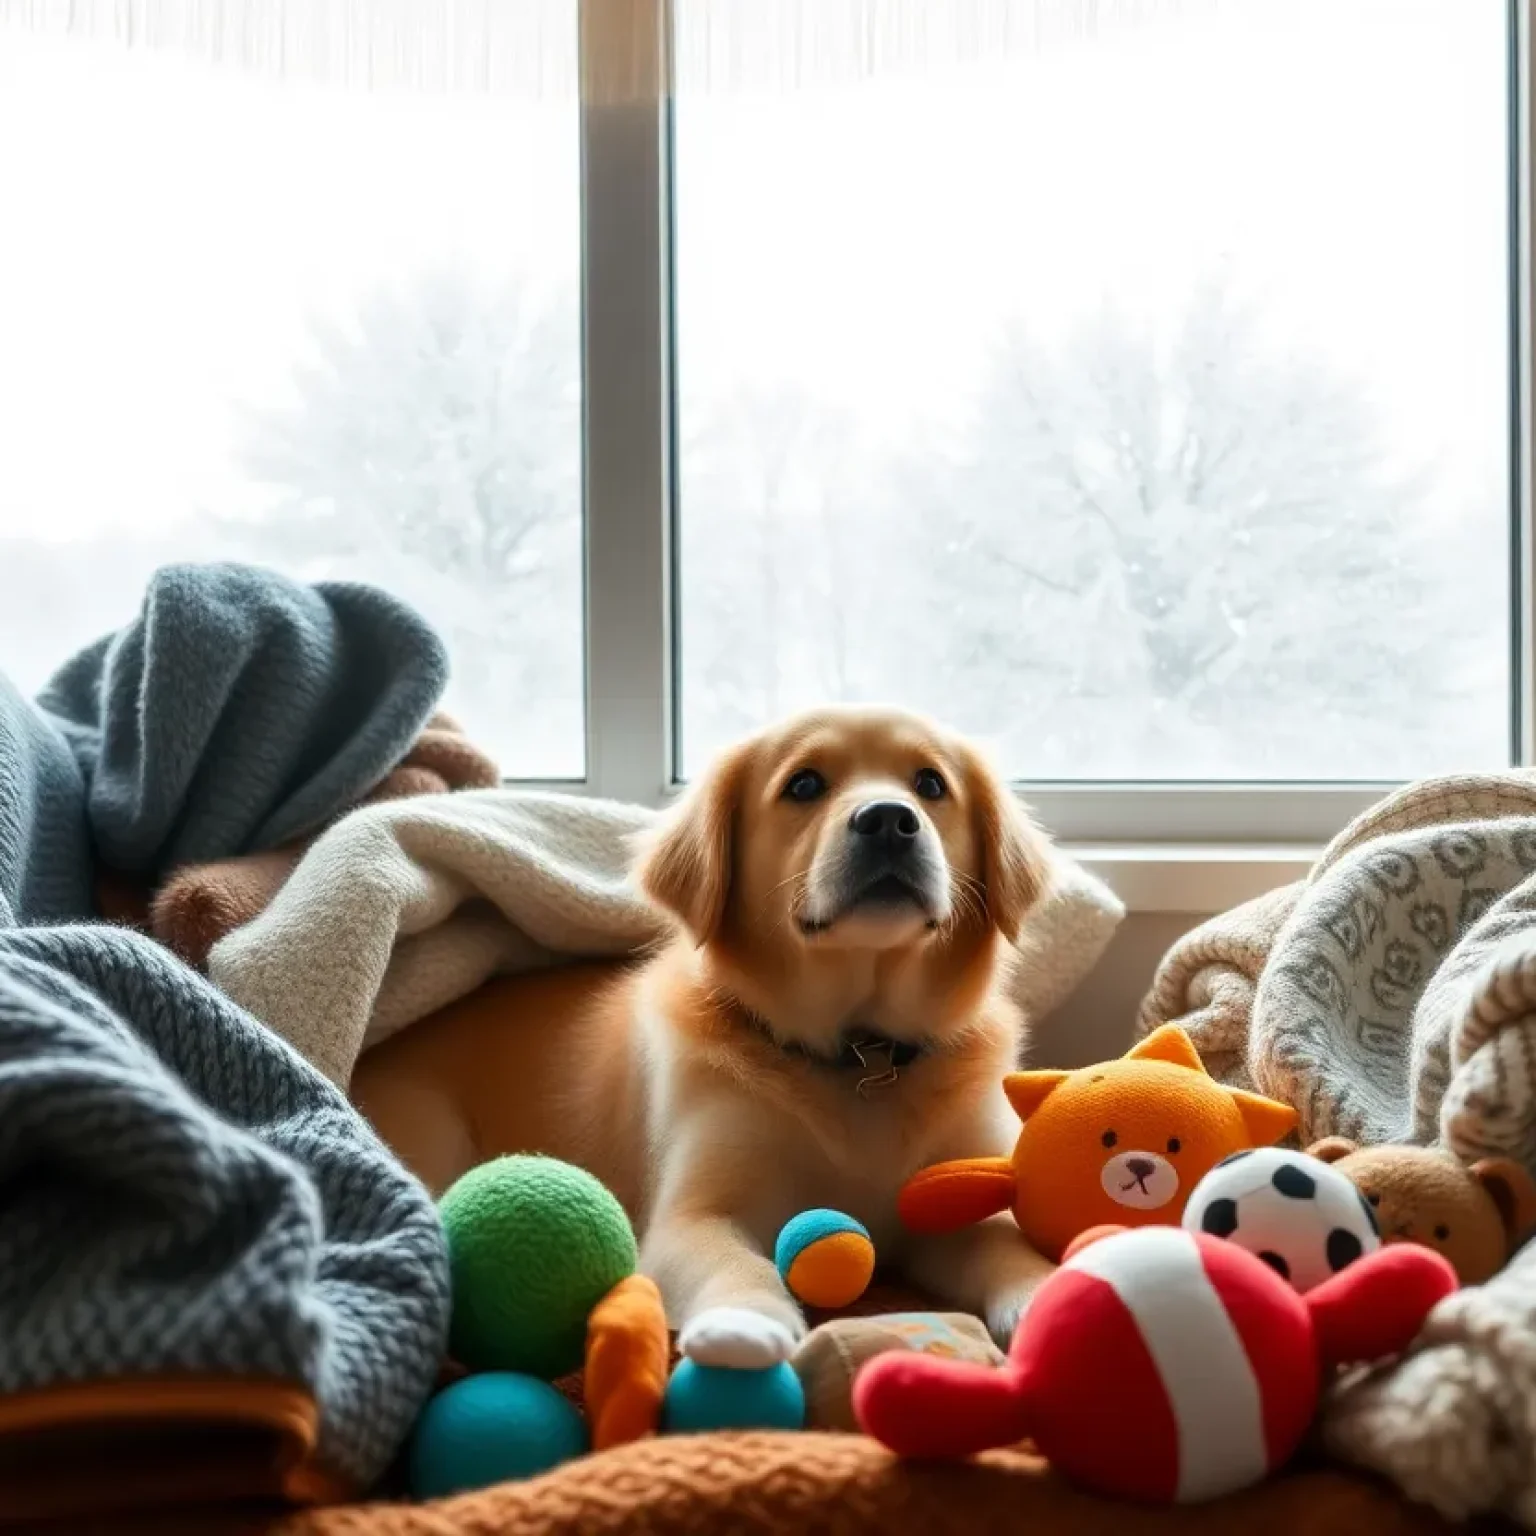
[663, 1359, 806, 1433]
[774, 1209, 875, 1309]
[409, 1373, 588, 1497]
[440, 1155, 638, 1378]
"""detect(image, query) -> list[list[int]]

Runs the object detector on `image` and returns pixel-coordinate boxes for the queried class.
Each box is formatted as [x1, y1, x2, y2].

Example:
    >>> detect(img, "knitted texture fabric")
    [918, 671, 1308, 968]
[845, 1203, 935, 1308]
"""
[38, 563, 448, 878]
[248, 1437, 1456, 1536]
[209, 790, 1125, 1089]
[148, 712, 500, 970]
[1137, 769, 1536, 1526]
[0, 569, 455, 1512]
[1136, 883, 1303, 1093]
[0, 926, 449, 1489]
[0, 671, 92, 927]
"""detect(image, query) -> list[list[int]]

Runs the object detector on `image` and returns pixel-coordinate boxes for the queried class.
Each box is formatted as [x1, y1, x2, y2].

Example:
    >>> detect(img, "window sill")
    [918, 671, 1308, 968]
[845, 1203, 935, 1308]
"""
[1069, 843, 1315, 916]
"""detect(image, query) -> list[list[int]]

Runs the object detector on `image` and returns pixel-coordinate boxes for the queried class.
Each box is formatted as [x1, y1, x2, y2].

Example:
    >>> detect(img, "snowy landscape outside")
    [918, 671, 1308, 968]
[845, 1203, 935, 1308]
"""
[0, 0, 1513, 781]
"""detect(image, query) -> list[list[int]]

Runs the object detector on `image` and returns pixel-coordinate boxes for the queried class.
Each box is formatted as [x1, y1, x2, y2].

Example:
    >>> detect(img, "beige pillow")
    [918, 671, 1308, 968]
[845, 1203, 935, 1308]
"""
[792, 1311, 1004, 1432]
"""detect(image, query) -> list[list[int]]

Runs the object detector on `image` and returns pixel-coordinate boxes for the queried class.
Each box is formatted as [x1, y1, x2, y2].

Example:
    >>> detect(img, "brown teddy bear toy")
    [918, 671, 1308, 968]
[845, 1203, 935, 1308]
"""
[1307, 1137, 1536, 1286]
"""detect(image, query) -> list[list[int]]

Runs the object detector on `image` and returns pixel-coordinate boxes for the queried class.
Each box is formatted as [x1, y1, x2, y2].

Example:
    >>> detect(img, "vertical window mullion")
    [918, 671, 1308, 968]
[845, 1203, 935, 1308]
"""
[1516, 0, 1536, 765]
[578, 0, 674, 805]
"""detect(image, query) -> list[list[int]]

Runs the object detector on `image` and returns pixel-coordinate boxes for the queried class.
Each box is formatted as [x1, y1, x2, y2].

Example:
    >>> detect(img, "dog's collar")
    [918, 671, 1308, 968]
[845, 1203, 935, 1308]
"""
[732, 1004, 928, 1091]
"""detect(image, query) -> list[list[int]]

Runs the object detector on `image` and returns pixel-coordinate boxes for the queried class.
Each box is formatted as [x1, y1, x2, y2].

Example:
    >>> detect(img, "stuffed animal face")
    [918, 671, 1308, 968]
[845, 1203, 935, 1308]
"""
[1307, 1139, 1536, 1287]
[1002, 1026, 1298, 1261]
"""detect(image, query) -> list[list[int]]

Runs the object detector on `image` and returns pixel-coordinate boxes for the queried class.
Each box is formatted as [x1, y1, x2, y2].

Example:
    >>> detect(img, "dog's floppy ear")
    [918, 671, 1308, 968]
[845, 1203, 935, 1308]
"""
[963, 746, 1052, 943]
[633, 743, 748, 946]
[1307, 1136, 1360, 1165]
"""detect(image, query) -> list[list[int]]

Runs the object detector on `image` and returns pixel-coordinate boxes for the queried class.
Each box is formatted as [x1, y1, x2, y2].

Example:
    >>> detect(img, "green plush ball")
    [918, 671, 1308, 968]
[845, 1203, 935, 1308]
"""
[440, 1155, 638, 1379]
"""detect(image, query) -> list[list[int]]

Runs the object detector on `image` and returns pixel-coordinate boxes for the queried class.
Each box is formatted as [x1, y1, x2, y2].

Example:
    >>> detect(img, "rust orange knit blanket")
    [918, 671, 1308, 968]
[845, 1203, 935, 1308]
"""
[141, 1436, 1456, 1536]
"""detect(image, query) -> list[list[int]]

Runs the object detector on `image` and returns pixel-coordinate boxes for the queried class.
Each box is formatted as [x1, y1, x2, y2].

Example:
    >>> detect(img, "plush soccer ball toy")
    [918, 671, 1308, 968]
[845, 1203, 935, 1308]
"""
[896, 1025, 1299, 1262]
[1182, 1147, 1381, 1292]
[854, 1224, 1457, 1504]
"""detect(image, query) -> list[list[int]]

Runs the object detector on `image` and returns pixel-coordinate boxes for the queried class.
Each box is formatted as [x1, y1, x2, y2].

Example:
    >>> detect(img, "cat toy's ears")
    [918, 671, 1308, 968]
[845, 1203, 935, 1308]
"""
[1227, 1086, 1299, 1146]
[898, 1157, 1016, 1233]
[1126, 1024, 1207, 1073]
[1005, 1029, 1206, 1125]
[1003, 1070, 1069, 1121]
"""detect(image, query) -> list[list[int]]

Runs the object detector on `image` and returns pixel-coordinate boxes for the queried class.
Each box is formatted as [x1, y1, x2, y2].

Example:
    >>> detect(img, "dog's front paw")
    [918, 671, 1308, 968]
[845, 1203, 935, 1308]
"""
[679, 1306, 799, 1368]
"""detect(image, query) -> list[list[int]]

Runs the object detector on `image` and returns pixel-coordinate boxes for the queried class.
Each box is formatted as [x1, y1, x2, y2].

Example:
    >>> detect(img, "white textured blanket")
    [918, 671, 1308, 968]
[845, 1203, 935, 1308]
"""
[209, 788, 1125, 1090]
[1140, 770, 1536, 1528]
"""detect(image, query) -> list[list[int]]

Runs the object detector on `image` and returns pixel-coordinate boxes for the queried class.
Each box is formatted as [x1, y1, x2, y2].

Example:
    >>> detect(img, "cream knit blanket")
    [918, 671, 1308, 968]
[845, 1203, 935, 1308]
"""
[209, 788, 1124, 1091]
[1139, 771, 1536, 1527]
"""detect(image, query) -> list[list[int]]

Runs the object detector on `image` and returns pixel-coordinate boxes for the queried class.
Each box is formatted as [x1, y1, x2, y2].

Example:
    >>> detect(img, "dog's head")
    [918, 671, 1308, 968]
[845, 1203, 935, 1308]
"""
[634, 707, 1052, 1045]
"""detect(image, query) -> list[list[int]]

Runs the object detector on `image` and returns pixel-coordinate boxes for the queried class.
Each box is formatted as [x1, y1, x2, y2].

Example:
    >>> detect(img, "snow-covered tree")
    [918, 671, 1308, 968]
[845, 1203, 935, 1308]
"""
[881, 279, 1483, 777]
[235, 270, 583, 775]
[225, 267, 1494, 783]
[677, 383, 877, 761]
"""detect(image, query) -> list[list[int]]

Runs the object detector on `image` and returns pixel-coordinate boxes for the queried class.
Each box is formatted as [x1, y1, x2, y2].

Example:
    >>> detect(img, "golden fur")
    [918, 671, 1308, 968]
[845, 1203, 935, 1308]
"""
[351, 706, 1060, 1363]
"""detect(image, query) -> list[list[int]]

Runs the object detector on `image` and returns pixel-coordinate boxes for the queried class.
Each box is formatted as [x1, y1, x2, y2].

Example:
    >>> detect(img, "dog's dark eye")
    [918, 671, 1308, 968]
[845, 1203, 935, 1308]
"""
[913, 768, 946, 801]
[782, 768, 827, 803]
[1101, 1130, 1117, 1148]
[1366, 1192, 1381, 1206]
[1166, 1137, 1181, 1154]
[1434, 1224, 1450, 1241]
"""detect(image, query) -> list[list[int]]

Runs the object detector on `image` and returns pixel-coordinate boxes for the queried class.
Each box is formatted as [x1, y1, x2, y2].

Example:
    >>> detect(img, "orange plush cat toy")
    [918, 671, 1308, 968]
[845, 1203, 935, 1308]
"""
[900, 1025, 1299, 1262]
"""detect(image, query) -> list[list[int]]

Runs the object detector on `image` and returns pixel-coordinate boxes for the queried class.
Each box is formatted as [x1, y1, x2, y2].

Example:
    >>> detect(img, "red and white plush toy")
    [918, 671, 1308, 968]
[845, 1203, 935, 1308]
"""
[854, 1224, 1456, 1504]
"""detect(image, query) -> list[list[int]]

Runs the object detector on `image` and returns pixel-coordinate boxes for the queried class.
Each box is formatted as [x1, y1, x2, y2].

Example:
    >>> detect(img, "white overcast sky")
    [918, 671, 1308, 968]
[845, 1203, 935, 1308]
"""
[0, 0, 1512, 544]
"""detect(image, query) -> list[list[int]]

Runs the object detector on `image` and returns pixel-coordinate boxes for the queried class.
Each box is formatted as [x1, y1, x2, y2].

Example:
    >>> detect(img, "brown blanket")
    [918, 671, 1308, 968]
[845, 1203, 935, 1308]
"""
[116, 1437, 1455, 1536]
[7, 1274, 1459, 1535]
[57, 1285, 1465, 1536]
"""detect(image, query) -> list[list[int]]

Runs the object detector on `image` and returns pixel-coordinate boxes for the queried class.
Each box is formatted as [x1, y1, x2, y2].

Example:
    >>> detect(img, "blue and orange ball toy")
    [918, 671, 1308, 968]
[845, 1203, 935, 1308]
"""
[775, 1209, 876, 1309]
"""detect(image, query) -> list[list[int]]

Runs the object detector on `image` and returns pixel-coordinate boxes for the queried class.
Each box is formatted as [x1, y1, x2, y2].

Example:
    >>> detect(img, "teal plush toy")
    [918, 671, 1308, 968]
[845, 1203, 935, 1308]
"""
[439, 1155, 639, 1379]
[409, 1373, 588, 1497]
[663, 1358, 806, 1433]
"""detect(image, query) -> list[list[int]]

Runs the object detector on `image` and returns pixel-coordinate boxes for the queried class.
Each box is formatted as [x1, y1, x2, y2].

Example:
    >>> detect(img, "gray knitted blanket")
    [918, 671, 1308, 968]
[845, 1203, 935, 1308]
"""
[1140, 772, 1536, 1528]
[0, 564, 451, 1501]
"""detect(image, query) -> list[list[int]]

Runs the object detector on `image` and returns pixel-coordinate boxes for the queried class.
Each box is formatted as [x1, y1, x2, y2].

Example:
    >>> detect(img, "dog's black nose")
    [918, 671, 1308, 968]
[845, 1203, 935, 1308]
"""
[1126, 1156, 1156, 1179]
[850, 800, 921, 842]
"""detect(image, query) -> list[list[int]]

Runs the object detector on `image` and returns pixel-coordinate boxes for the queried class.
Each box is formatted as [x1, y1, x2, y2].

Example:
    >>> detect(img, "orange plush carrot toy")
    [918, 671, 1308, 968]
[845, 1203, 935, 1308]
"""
[899, 1025, 1299, 1262]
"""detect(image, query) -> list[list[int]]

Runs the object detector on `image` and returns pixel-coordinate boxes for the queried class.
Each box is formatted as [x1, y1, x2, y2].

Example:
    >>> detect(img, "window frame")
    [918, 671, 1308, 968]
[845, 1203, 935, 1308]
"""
[562, 0, 1533, 911]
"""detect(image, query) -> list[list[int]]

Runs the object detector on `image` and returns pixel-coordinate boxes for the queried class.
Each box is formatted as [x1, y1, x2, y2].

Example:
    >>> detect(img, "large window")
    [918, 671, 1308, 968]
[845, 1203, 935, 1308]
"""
[0, 4, 584, 778]
[674, 0, 1515, 787]
[0, 0, 1525, 851]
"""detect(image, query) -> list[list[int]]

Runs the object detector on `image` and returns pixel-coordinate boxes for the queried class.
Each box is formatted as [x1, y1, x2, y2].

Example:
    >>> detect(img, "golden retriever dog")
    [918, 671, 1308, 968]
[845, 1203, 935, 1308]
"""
[351, 705, 1057, 1367]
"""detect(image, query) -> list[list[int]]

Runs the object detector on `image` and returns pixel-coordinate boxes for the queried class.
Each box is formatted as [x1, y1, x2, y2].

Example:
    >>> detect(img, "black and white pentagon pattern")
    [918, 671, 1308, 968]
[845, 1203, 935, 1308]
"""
[1182, 1144, 1381, 1294]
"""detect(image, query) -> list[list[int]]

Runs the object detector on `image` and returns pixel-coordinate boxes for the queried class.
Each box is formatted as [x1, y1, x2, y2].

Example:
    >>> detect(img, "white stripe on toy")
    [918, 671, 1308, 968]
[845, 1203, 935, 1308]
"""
[1068, 1226, 1268, 1501]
